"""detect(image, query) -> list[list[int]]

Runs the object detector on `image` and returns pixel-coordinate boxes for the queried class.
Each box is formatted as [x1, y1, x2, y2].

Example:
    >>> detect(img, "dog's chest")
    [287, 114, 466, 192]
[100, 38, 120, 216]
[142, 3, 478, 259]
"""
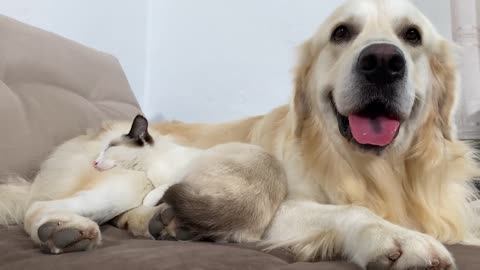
[280, 156, 411, 222]
[282, 162, 341, 203]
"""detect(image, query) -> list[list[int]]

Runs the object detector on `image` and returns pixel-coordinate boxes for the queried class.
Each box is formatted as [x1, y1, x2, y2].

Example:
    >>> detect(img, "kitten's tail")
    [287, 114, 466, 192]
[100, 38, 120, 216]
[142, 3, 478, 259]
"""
[0, 176, 31, 225]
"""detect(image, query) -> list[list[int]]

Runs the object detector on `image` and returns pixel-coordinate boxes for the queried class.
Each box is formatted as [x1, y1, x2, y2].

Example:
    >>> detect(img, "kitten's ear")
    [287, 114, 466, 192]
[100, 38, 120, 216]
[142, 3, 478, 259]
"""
[126, 115, 154, 145]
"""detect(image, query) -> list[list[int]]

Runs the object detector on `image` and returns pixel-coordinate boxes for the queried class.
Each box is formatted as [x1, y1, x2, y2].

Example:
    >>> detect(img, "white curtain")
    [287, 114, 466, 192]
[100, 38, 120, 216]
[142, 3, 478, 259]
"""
[451, 0, 480, 139]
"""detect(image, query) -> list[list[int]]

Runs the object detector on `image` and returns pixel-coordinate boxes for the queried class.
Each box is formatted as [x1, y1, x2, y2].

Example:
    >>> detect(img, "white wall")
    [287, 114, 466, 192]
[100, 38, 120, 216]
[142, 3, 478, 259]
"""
[144, 0, 347, 122]
[0, 0, 452, 123]
[412, 0, 451, 39]
[144, 0, 452, 122]
[0, 0, 148, 102]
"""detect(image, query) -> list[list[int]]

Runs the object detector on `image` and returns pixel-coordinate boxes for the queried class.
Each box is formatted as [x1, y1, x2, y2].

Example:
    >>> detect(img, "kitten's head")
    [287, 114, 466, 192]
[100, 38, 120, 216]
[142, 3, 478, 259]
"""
[94, 115, 155, 171]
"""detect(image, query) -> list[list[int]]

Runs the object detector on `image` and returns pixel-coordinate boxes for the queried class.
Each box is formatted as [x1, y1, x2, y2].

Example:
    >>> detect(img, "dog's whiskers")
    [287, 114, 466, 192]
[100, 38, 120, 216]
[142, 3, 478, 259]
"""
[414, 94, 425, 104]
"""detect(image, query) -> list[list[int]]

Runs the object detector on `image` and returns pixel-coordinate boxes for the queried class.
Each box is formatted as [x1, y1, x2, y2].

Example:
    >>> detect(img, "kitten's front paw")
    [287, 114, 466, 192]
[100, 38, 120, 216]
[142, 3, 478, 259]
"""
[143, 185, 169, 207]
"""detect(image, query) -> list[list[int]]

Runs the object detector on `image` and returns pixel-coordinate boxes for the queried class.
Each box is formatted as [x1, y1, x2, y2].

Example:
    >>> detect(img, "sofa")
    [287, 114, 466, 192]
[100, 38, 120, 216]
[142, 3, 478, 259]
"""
[1, 15, 479, 270]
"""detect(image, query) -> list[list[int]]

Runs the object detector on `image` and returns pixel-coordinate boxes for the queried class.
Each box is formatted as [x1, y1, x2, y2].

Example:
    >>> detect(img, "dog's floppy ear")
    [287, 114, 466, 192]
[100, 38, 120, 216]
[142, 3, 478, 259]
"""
[293, 40, 315, 136]
[429, 40, 457, 140]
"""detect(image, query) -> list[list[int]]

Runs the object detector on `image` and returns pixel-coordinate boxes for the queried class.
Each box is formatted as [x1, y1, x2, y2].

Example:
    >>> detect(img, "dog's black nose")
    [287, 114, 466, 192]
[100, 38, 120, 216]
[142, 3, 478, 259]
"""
[357, 43, 406, 85]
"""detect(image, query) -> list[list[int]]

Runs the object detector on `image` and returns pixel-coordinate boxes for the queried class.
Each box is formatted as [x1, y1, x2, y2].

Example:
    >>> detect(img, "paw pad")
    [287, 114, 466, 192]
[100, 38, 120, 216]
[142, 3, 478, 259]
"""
[147, 204, 196, 242]
[37, 221, 99, 254]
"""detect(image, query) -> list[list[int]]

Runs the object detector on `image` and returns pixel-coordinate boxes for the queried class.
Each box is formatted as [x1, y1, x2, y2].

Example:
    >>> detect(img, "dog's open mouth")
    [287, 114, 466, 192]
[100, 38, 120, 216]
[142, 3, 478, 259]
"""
[330, 95, 401, 150]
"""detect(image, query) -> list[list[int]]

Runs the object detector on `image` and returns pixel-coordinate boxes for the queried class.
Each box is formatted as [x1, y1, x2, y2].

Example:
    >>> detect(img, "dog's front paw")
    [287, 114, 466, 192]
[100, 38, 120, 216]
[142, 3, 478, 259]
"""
[351, 224, 456, 270]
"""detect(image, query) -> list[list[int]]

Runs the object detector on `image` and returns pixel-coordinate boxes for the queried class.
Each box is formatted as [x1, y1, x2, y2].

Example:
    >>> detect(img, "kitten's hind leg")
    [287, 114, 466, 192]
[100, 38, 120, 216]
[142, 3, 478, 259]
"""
[24, 170, 152, 254]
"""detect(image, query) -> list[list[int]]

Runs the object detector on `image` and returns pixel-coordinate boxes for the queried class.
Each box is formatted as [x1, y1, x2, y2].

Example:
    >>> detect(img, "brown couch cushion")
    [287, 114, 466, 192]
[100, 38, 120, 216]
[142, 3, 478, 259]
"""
[0, 16, 141, 179]
[1, 225, 480, 270]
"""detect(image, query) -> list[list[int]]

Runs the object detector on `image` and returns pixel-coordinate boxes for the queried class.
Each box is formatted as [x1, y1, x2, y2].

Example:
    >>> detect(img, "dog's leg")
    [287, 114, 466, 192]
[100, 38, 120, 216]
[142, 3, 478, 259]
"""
[24, 170, 152, 254]
[264, 200, 456, 270]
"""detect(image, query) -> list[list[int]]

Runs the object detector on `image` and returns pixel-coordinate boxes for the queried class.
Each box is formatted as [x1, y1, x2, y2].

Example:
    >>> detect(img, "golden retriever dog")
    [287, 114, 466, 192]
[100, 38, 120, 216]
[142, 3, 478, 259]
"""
[0, 0, 479, 269]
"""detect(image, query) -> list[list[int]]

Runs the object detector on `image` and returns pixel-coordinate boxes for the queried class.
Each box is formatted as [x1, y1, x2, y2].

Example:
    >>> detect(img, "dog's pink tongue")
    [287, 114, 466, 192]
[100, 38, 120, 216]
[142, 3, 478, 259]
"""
[348, 115, 400, 146]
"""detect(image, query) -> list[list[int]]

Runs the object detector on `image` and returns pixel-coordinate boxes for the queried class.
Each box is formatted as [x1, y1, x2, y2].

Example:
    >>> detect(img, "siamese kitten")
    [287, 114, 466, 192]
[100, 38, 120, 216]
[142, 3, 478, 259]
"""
[94, 115, 287, 243]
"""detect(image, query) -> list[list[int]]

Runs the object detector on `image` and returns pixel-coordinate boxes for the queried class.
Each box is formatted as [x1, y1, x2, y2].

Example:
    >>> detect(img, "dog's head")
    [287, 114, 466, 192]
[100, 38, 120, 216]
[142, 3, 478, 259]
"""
[294, 0, 457, 154]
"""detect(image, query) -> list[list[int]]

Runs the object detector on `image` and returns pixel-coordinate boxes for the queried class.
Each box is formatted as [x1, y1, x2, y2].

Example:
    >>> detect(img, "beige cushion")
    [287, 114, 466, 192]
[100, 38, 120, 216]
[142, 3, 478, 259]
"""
[0, 16, 141, 178]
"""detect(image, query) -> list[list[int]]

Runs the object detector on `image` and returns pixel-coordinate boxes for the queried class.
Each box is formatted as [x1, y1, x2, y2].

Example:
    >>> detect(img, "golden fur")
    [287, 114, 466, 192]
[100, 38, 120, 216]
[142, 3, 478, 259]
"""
[149, 1, 480, 246]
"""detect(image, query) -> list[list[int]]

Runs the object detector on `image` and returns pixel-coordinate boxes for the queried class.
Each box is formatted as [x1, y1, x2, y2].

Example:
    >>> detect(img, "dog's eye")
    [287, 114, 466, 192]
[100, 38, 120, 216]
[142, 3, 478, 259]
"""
[331, 25, 352, 43]
[403, 27, 422, 45]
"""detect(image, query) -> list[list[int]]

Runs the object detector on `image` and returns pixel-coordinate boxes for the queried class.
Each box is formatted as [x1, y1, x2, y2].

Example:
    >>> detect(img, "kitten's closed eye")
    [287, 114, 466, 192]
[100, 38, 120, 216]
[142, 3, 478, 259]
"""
[93, 143, 116, 171]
